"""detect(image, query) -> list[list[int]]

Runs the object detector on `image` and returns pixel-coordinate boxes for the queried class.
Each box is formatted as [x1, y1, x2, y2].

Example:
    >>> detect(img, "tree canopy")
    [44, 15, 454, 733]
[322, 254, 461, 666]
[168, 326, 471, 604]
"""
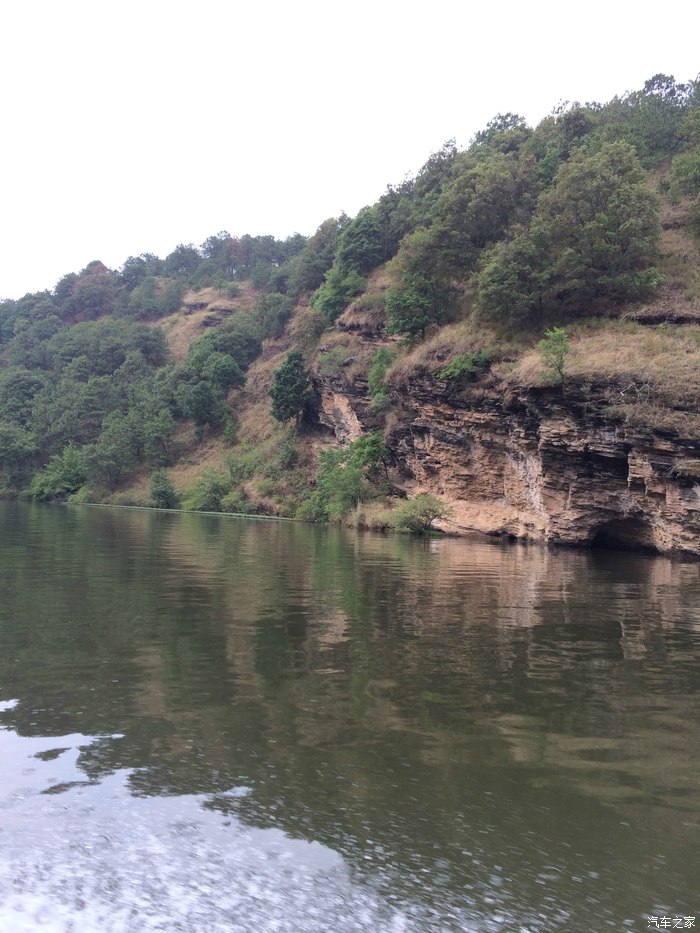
[269, 351, 309, 424]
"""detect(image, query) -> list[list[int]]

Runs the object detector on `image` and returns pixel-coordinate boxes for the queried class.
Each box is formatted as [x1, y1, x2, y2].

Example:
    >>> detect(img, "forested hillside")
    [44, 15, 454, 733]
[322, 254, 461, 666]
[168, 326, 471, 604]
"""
[1, 73, 699, 539]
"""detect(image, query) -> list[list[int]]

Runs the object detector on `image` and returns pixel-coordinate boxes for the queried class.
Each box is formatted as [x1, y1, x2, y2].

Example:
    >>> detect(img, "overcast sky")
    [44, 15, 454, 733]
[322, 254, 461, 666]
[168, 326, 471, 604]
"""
[0, 0, 697, 299]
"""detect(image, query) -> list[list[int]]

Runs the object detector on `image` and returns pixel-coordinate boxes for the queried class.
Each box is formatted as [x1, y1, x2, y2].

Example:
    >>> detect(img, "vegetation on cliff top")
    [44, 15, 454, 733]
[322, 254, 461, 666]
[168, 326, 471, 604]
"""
[0, 72, 699, 527]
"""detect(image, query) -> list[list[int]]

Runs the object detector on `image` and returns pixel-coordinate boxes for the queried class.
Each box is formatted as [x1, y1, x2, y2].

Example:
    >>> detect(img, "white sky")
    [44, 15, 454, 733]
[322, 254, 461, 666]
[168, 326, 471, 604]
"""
[0, 0, 697, 299]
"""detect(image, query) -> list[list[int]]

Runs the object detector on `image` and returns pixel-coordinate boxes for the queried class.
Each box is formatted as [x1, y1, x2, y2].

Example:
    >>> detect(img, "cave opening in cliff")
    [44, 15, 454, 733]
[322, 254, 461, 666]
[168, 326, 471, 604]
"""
[589, 517, 657, 553]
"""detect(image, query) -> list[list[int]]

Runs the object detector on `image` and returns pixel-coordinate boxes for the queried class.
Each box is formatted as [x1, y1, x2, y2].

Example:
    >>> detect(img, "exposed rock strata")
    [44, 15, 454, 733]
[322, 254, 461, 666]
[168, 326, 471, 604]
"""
[314, 371, 700, 557]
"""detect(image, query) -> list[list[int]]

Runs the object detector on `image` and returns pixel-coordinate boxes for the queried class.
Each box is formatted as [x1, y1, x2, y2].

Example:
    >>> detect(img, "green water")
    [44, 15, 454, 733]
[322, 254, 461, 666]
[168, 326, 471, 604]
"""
[0, 501, 699, 932]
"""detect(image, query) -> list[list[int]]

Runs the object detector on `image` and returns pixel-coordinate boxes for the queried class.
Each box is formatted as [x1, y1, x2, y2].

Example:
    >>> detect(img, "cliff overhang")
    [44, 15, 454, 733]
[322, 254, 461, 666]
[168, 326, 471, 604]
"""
[313, 369, 700, 558]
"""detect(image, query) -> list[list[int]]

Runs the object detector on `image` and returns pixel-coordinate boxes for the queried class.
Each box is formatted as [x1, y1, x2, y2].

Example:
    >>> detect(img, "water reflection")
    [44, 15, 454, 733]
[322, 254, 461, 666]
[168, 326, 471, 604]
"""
[1, 502, 699, 931]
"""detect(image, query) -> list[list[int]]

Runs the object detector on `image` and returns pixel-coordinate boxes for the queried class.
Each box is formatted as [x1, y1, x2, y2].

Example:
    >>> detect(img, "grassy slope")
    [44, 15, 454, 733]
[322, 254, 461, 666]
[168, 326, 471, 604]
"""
[116, 189, 700, 512]
[115, 282, 318, 510]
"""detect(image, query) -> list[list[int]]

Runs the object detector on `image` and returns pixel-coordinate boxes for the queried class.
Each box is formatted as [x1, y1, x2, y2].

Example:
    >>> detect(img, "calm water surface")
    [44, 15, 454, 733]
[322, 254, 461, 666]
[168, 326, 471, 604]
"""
[0, 502, 699, 932]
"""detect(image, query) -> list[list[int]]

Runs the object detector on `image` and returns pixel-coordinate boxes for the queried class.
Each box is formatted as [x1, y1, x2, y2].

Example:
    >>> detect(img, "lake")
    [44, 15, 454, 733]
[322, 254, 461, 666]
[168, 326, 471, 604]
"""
[0, 501, 699, 932]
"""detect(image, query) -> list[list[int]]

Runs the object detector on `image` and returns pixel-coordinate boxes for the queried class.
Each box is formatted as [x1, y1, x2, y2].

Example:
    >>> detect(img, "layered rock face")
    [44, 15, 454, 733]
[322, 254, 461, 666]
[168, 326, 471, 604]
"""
[315, 371, 700, 557]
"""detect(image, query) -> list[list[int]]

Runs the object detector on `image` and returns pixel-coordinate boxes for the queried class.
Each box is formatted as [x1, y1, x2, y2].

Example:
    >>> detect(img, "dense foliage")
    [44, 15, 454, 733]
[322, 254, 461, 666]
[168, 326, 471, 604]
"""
[268, 351, 309, 424]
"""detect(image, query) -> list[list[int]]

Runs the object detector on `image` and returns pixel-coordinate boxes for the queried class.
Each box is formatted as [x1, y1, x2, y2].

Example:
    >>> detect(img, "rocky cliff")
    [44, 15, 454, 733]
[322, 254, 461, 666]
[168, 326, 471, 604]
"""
[315, 367, 700, 557]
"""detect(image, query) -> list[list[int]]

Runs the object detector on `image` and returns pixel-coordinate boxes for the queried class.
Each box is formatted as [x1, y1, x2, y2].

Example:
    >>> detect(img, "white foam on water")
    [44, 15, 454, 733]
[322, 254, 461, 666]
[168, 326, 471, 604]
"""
[0, 752, 415, 933]
[0, 727, 486, 932]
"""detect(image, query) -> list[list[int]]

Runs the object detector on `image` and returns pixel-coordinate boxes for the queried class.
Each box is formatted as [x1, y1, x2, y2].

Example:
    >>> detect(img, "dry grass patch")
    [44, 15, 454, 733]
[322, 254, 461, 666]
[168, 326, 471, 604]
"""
[671, 459, 700, 479]
[105, 469, 153, 506]
[166, 430, 232, 488]
[335, 265, 391, 333]
[288, 307, 326, 349]
[616, 406, 700, 437]
[386, 321, 503, 388]
[156, 283, 262, 361]
[157, 308, 213, 362]
[337, 297, 387, 332]
[230, 359, 283, 447]
[626, 284, 700, 325]
[502, 322, 700, 412]
[316, 329, 373, 354]
[183, 284, 260, 314]
[314, 329, 381, 383]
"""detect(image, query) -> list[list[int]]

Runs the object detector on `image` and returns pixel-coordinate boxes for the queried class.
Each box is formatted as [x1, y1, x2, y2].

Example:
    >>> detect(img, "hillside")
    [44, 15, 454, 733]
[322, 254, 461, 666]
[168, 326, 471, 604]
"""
[1, 72, 699, 554]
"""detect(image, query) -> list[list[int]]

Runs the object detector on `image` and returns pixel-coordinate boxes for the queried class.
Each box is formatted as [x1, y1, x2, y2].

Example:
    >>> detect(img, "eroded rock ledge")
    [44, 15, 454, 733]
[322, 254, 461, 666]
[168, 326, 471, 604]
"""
[314, 371, 700, 557]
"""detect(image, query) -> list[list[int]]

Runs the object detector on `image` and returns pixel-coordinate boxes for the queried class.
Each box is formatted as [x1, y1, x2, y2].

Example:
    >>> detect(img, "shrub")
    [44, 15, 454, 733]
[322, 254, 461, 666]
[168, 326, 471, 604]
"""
[220, 488, 252, 513]
[367, 347, 396, 397]
[67, 485, 99, 504]
[295, 491, 328, 523]
[538, 327, 570, 384]
[225, 453, 256, 484]
[318, 345, 354, 375]
[277, 438, 298, 469]
[23, 445, 87, 501]
[312, 268, 366, 322]
[222, 415, 238, 446]
[181, 471, 230, 512]
[316, 450, 366, 520]
[300, 433, 389, 523]
[436, 349, 491, 380]
[393, 493, 449, 534]
[149, 469, 179, 509]
[256, 477, 276, 497]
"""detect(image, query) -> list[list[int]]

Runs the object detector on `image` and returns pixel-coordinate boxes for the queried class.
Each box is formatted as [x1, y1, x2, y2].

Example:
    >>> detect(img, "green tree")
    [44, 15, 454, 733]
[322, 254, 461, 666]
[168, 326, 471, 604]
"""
[0, 368, 46, 426]
[87, 412, 141, 485]
[385, 281, 438, 341]
[66, 261, 118, 319]
[348, 431, 389, 477]
[384, 224, 457, 339]
[315, 448, 365, 520]
[250, 293, 293, 340]
[157, 279, 185, 315]
[669, 149, 700, 198]
[335, 206, 384, 273]
[137, 402, 176, 465]
[119, 253, 164, 288]
[203, 353, 246, 393]
[475, 232, 550, 327]
[122, 277, 158, 318]
[300, 433, 389, 522]
[176, 379, 223, 440]
[475, 141, 661, 326]
[287, 217, 346, 298]
[471, 112, 530, 151]
[669, 147, 700, 233]
[149, 469, 179, 509]
[428, 151, 539, 277]
[24, 445, 88, 501]
[269, 351, 309, 424]
[0, 421, 36, 486]
[626, 74, 690, 164]
[538, 141, 661, 307]
[163, 243, 201, 278]
[311, 266, 366, 322]
[538, 327, 570, 384]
